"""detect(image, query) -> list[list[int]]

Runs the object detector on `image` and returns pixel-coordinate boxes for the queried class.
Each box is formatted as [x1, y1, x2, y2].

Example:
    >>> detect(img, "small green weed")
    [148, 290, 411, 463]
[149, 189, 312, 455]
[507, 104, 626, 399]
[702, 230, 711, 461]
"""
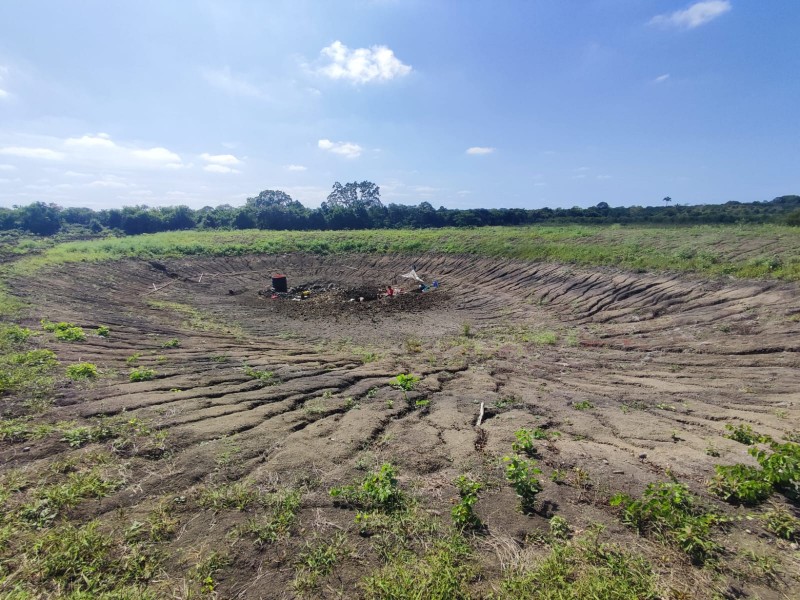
[244, 366, 278, 386]
[549, 515, 571, 540]
[95, 325, 110, 337]
[41, 320, 86, 342]
[762, 505, 799, 541]
[330, 463, 406, 513]
[129, 368, 156, 382]
[573, 400, 594, 410]
[192, 551, 230, 595]
[503, 455, 542, 513]
[66, 362, 98, 380]
[125, 352, 141, 365]
[391, 373, 420, 391]
[199, 481, 258, 511]
[160, 338, 180, 348]
[293, 532, 350, 594]
[451, 475, 482, 530]
[724, 423, 772, 445]
[243, 489, 302, 546]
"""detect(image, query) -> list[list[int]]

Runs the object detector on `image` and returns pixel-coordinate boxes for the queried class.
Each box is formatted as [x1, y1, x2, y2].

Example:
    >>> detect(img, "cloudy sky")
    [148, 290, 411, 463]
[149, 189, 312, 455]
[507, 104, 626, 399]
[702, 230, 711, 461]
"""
[0, 1, 797, 210]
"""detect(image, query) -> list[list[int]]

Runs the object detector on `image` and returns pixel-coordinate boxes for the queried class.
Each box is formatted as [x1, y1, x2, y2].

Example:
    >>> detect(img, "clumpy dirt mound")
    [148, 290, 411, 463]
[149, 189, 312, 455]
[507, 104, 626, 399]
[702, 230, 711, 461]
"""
[3, 252, 799, 599]
[260, 284, 452, 321]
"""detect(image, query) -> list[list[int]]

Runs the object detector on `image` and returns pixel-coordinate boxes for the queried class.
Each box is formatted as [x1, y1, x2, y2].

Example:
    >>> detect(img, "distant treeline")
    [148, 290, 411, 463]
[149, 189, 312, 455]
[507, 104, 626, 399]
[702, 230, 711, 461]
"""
[1, 181, 799, 236]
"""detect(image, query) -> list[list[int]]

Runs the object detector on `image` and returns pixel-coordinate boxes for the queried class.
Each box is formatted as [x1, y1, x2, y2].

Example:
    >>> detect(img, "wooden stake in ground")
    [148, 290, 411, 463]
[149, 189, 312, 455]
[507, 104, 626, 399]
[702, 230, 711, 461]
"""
[475, 401, 485, 427]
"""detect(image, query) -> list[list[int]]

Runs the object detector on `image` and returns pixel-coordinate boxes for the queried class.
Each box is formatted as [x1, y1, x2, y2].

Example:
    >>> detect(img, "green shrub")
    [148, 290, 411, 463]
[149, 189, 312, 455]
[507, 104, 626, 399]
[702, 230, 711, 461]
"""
[750, 441, 800, 499]
[549, 515, 571, 540]
[66, 362, 99, 380]
[708, 464, 773, 505]
[330, 463, 406, 513]
[512, 428, 548, 457]
[95, 325, 110, 337]
[451, 475, 482, 530]
[611, 482, 724, 563]
[503, 455, 542, 513]
[41, 320, 86, 342]
[2, 324, 32, 345]
[161, 338, 180, 348]
[129, 368, 156, 382]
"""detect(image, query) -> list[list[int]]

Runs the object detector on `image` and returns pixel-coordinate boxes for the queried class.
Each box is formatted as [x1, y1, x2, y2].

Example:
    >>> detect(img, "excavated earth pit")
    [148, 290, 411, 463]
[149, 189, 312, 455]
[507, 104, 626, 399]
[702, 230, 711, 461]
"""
[3, 252, 800, 598]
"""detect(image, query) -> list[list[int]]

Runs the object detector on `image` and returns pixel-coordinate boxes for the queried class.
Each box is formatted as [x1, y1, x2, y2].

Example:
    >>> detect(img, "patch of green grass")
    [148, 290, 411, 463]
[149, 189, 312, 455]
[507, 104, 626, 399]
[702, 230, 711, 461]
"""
[724, 423, 772, 445]
[451, 475, 482, 531]
[199, 481, 259, 511]
[126, 352, 141, 365]
[160, 337, 180, 348]
[361, 534, 473, 600]
[0, 417, 56, 442]
[66, 362, 99, 380]
[191, 550, 230, 596]
[503, 455, 543, 513]
[129, 367, 156, 382]
[330, 463, 407, 513]
[210, 354, 229, 363]
[0, 348, 58, 397]
[573, 400, 594, 410]
[242, 489, 302, 546]
[18, 470, 121, 528]
[498, 527, 658, 599]
[762, 505, 799, 541]
[611, 482, 725, 564]
[60, 417, 166, 457]
[7, 520, 160, 596]
[11, 225, 800, 282]
[293, 532, 350, 595]
[147, 299, 242, 337]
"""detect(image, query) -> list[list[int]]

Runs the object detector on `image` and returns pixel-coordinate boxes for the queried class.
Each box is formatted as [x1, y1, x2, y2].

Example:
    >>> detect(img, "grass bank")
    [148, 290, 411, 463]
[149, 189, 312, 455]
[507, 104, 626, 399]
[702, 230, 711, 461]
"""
[5, 224, 800, 281]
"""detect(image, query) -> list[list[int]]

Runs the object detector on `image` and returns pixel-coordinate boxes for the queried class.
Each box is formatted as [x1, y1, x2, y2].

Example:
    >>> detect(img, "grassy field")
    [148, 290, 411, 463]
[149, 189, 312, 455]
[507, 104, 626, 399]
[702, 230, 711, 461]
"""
[5, 224, 800, 282]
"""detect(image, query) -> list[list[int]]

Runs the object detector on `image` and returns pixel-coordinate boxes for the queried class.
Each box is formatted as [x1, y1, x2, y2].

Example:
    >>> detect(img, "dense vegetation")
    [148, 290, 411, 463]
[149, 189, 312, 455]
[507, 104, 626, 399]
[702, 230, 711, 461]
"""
[1, 182, 798, 237]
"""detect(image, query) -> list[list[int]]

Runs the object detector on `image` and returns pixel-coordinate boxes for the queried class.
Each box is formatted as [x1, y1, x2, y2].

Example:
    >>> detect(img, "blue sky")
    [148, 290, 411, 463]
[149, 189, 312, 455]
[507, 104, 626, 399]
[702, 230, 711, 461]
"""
[0, 0, 797, 210]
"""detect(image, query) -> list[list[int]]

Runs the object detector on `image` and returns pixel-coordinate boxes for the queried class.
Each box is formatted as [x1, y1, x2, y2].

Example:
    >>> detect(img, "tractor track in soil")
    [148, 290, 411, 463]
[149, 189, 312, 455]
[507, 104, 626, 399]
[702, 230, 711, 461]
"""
[3, 252, 799, 598]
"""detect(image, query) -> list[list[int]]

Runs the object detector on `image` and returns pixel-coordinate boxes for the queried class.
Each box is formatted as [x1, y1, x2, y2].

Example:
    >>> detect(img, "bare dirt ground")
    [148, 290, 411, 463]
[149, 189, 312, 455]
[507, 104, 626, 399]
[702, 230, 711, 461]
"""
[3, 253, 800, 599]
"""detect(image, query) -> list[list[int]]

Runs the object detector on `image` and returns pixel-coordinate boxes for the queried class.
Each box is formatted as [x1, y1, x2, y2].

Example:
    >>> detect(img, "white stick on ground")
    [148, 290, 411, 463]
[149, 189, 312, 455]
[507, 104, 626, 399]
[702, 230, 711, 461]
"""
[476, 401, 485, 427]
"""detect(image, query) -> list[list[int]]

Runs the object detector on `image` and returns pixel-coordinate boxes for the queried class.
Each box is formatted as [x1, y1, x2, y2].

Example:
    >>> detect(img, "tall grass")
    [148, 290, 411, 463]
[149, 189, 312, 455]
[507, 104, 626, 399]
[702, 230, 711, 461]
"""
[5, 224, 800, 281]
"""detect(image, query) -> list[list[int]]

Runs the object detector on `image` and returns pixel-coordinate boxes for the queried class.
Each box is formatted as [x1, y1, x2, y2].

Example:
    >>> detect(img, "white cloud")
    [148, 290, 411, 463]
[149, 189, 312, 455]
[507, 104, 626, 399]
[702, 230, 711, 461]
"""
[466, 147, 495, 155]
[87, 179, 130, 189]
[203, 164, 240, 174]
[65, 133, 115, 148]
[132, 147, 182, 163]
[285, 164, 307, 171]
[597, 174, 612, 180]
[650, 1, 731, 29]
[0, 146, 65, 160]
[200, 153, 241, 166]
[201, 67, 264, 97]
[0, 164, 16, 171]
[654, 74, 670, 83]
[317, 41, 412, 84]
[318, 138, 362, 159]
[0, 89, 8, 99]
